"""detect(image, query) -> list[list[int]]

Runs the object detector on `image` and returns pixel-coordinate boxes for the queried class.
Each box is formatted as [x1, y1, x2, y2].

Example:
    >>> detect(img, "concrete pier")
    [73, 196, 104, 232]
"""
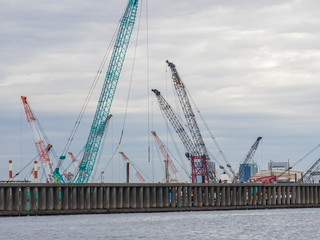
[0, 183, 320, 216]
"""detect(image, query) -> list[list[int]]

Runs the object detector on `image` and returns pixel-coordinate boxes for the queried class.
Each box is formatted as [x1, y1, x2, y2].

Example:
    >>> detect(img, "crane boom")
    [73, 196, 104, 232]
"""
[236, 137, 262, 182]
[298, 157, 320, 183]
[21, 96, 55, 183]
[73, 0, 139, 183]
[151, 89, 196, 157]
[166, 61, 216, 183]
[166, 61, 208, 157]
[119, 152, 145, 183]
[151, 131, 178, 181]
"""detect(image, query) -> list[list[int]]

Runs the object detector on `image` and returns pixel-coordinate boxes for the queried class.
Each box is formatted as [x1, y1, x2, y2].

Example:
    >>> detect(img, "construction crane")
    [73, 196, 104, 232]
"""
[151, 89, 197, 158]
[298, 157, 320, 183]
[152, 89, 221, 183]
[151, 131, 178, 182]
[166, 60, 216, 183]
[119, 152, 145, 183]
[71, 0, 139, 183]
[21, 96, 55, 183]
[235, 137, 262, 182]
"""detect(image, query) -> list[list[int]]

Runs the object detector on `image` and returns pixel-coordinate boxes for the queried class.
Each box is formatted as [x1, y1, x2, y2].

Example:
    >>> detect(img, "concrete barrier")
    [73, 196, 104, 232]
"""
[0, 183, 319, 216]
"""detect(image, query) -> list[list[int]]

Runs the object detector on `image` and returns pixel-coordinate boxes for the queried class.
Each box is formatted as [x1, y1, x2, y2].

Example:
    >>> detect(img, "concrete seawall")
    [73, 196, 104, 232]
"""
[1, 183, 319, 216]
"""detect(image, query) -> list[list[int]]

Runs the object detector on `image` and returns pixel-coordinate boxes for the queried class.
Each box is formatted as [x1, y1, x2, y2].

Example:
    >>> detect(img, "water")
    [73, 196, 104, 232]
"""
[0, 208, 319, 239]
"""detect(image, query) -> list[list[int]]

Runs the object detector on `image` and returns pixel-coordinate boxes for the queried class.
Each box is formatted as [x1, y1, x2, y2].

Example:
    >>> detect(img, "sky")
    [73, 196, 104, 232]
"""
[1, 0, 320, 183]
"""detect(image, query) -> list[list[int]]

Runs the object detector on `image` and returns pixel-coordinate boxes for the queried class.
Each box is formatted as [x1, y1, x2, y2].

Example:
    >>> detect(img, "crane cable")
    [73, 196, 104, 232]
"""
[278, 144, 320, 178]
[154, 141, 166, 179]
[13, 155, 38, 179]
[146, 0, 151, 164]
[91, 116, 113, 182]
[60, 8, 125, 158]
[185, 86, 234, 175]
[94, 1, 144, 182]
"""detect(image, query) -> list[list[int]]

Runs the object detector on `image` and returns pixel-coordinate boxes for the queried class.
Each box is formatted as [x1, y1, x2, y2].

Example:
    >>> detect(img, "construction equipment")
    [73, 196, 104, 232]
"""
[71, 0, 139, 183]
[247, 176, 277, 183]
[21, 96, 55, 183]
[235, 137, 262, 182]
[151, 131, 178, 182]
[166, 60, 216, 183]
[151, 89, 196, 158]
[152, 88, 219, 183]
[119, 152, 145, 183]
[298, 157, 320, 183]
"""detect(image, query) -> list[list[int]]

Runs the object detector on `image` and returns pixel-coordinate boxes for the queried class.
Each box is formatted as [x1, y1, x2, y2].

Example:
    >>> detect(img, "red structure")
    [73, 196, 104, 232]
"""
[34, 161, 38, 183]
[151, 131, 178, 182]
[21, 96, 54, 183]
[9, 160, 13, 181]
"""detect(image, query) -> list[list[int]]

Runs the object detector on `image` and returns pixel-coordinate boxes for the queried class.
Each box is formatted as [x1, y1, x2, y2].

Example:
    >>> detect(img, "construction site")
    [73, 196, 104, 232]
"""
[1, 0, 320, 188]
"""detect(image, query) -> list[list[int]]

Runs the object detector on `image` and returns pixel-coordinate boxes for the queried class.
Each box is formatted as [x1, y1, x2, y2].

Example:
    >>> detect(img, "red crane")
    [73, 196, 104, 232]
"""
[119, 152, 145, 183]
[151, 131, 178, 182]
[21, 96, 54, 183]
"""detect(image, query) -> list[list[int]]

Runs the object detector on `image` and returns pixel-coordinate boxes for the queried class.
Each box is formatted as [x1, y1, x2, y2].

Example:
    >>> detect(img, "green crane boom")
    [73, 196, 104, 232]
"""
[73, 0, 139, 183]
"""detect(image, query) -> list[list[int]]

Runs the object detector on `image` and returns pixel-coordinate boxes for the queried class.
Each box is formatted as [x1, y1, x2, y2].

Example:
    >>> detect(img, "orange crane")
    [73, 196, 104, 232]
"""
[119, 152, 145, 183]
[21, 96, 55, 183]
[151, 131, 179, 182]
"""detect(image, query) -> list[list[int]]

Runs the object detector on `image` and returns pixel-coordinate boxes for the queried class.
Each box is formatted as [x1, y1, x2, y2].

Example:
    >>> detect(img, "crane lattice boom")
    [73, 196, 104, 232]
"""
[151, 89, 196, 157]
[166, 61, 216, 183]
[151, 131, 178, 182]
[299, 157, 320, 183]
[73, 0, 139, 183]
[21, 96, 55, 183]
[236, 137, 262, 182]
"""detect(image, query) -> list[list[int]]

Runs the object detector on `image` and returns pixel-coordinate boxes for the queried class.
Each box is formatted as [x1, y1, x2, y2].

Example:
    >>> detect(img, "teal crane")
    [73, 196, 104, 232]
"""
[72, 0, 139, 183]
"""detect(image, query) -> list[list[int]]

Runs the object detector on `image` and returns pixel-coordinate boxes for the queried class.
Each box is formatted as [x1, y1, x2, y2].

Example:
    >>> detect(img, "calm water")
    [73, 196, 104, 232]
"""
[0, 208, 319, 239]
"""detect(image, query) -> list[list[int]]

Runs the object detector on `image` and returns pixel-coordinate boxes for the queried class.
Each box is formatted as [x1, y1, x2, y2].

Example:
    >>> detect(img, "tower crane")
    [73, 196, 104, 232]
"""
[119, 152, 145, 183]
[151, 131, 179, 182]
[70, 0, 139, 183]
[21, 96, 55, 183]
[166, 61, 216, 183]
[235, 137, 262, 182]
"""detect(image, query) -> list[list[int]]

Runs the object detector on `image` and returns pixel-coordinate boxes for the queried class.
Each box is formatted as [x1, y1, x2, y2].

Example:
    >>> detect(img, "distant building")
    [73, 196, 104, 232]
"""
[268, 161, 288, 170]
[252, 169, 303, 183]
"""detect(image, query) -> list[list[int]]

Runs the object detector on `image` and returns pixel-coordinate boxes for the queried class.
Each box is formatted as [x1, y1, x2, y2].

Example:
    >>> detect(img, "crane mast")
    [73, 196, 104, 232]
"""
[236, 137, 262, 182]
[151, 131, 178, 182]
[166, 61, 216, 183]
[21, 96, 55, 183]
[73, 0, 139, 183]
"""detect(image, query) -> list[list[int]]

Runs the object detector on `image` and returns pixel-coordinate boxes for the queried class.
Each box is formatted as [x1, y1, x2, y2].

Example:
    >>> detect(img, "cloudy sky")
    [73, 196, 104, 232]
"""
[1, 0, 320, 182]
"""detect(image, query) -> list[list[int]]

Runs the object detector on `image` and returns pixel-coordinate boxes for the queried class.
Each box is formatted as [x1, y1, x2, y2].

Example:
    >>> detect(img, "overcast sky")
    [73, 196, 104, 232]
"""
[1, 0, 320, 182]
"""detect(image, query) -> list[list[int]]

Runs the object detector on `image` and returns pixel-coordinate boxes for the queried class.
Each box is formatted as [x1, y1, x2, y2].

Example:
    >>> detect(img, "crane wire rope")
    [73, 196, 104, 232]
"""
[146, 0, 151, 165]
[165, 144, 190, 181]
[94, 1, 144, 181]
[130, 159, 152, 182]
[60, 8, 125, 158]
[278, 144, 320, 178]
[159, 108, 190, 177]
[184, 86, 233, 174]
[13, 155, 38, 179]
[153, 140, 166, 180]
[90, 116, 113, 182]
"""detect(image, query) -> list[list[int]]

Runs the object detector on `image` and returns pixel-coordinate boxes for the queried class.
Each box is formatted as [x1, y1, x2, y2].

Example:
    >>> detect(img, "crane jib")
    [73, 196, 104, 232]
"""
[72, 1, 139, 183]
